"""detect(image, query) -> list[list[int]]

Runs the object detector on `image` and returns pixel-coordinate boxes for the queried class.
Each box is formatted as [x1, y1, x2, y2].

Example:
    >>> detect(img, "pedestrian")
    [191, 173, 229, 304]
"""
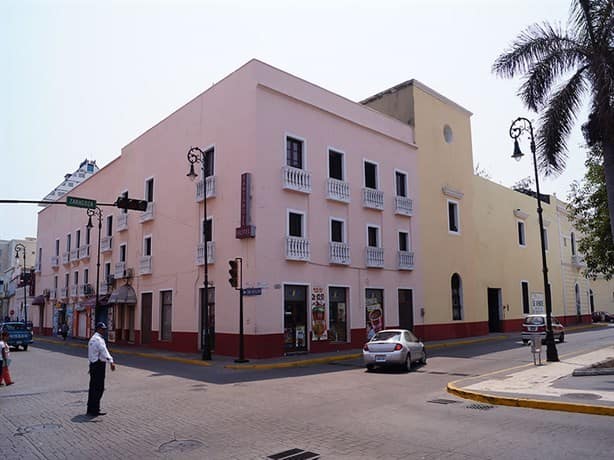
[86, 322, 115, 416]
[60, 322, 69, 340]
[0, 331, 14, 386]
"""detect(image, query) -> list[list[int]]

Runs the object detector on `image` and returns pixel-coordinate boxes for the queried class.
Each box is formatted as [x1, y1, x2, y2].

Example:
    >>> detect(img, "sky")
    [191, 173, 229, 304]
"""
[0, 0, 589, 241]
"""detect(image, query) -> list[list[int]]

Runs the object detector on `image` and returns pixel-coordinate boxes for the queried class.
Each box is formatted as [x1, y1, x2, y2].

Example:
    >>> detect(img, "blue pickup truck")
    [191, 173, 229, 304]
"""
[1, 321, 34, 350]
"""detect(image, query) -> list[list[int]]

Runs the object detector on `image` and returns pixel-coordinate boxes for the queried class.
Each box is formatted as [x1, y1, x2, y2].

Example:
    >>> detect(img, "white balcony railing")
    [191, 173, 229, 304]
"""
[329, 242, 350, 265]
[196, 176, 217, 201]
[398, 251, 415, 270]
[282, 166, 312, 194]
[79, 284, 94, 297]
[571, 254, 586, 268]
[139, 255, 152, 275]
[117, 213, 129, 231]
[60, 287, 68, 299]
[70, 285, 78, 297]
[114, 261, 126, 279]
[62, 251, 70, 264]
[99, 284, 109, 295]
[326, 178, 350, 203]
[140, 202, 155, 223]
[50, 255, 60, 268]
[79, 245, 90, 260]
[394, 196, 414, 216]
[366, 247, 384, 268]
[286, 236, 311, 261]
[70, 249, 79, 263]
[196, 242, 215, 265]
[49, 288, 57, 300]
[101, 236, 113, 252]
[362, 188, 384, 210]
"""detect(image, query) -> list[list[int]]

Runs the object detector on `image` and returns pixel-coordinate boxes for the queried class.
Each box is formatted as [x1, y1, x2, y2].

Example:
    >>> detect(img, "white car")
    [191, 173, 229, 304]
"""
[363, 329, 427, 372]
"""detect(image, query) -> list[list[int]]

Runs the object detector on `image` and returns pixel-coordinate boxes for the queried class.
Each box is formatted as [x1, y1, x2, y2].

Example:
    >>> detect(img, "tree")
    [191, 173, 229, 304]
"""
[493, 0, 614, 238]
[568, 144, 614, 280]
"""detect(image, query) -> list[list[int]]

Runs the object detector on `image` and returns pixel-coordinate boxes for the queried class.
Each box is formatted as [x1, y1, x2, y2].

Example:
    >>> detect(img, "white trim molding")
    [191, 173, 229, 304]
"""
[442, 186, 463, 200]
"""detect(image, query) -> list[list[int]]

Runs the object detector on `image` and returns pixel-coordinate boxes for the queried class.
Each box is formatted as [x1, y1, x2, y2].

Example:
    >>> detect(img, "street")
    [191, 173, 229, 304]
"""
[1, 328, 613, 460]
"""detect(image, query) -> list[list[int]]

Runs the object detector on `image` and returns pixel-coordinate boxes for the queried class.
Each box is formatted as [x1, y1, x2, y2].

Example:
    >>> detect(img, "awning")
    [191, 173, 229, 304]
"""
[32, 295, 46, 306]
[108, 284, 137, 305]
[82, 295, 110, 308]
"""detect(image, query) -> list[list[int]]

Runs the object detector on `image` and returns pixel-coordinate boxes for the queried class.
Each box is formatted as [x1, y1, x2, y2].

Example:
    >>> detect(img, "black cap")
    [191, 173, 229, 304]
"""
[95, 322, 107, 330]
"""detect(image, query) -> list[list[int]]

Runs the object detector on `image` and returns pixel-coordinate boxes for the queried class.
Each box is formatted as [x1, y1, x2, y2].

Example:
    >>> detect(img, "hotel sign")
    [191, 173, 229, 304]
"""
[236, 172, 256, 239]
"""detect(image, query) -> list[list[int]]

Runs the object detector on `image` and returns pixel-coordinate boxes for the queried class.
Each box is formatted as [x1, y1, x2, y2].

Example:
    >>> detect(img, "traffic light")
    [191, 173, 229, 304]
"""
[115, 197, 149, 211]
[228, 259, 239, 288]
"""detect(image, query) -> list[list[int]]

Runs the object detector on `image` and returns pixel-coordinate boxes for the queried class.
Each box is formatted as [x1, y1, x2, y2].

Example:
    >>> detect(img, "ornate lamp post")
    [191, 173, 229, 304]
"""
[187, 147, 212, 360]
[14, 243, 27, 325]
[87, 207, 103, 325]
[509, 117, 559, 362]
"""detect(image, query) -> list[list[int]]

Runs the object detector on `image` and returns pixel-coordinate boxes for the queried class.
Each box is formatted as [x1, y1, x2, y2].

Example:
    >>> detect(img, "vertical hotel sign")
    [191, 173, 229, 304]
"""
[236, 172, 256, 239]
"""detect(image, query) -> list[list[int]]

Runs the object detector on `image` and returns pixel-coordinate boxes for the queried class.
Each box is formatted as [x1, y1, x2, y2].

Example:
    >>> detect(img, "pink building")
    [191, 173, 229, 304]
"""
[35, 60, 419, 358]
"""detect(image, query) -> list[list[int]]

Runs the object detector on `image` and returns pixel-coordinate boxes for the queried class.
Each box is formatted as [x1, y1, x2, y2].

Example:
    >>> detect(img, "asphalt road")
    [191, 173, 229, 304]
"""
[1, 327, 612, 460]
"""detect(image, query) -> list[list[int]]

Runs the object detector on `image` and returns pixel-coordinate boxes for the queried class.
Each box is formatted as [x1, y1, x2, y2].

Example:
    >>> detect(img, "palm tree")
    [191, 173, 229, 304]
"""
[493, 0, 614, 237]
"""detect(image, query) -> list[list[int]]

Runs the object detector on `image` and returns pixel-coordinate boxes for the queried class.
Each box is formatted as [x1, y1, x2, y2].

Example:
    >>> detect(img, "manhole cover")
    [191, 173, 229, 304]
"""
[64, 390, 88, 394]
[158, 439, 204, 453]
[465, 403, 495, 410]
[562, 392, 602, 400]
[15, 424, 63, 435]
[268, 448, 320, 459]
[428, 399, 461, 405]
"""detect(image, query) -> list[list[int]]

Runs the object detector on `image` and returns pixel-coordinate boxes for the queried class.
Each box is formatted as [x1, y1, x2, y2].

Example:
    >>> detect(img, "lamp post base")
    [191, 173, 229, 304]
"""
[545, 331, 559, 362]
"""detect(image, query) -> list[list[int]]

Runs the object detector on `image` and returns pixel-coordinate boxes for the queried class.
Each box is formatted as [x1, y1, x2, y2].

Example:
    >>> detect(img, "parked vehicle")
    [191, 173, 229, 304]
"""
[363, 329, 427, 372]
[521, 314, 565, 345]
[0, 321, 34, 350]
[591, 311, 614, 323]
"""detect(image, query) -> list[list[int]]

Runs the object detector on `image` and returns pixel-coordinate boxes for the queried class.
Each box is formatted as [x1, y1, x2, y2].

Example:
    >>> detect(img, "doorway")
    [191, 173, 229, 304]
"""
[284, 285, 308, 353]
[487, 288, 502, 332]
[398, 289, 414, 331]
[141, 293, 152, 344]
[200, 287, 216, 351]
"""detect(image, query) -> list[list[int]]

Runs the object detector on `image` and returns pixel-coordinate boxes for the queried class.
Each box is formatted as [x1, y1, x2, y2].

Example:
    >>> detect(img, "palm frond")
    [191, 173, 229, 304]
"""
[537, 68, 588, 175]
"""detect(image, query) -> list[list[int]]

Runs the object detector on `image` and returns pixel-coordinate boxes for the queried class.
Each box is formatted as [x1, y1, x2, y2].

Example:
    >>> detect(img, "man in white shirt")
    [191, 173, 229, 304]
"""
[86, 322, 115, 416]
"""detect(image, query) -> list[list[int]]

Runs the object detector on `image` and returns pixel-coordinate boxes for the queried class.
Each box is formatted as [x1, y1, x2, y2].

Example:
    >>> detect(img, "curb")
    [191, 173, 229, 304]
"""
[447, 380, 614, 417]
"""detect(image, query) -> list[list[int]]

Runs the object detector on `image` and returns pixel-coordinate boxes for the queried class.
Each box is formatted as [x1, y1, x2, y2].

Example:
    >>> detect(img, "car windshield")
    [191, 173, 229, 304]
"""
[372, 331, 401, 341]
[524, 316, 545, 325]
[3, 323, 27, 331]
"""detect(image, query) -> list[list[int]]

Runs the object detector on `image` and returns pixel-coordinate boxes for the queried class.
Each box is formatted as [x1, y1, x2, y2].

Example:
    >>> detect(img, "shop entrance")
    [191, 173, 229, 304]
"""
[200, 287, 216, 351]
[328, 287, 347, 342]
[284, 285, 308, 353]
[141, 293, 152, 344]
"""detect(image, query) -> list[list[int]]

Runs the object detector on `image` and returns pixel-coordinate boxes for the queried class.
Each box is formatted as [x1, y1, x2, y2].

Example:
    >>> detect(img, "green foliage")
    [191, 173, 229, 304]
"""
[568, 145, 614, 279]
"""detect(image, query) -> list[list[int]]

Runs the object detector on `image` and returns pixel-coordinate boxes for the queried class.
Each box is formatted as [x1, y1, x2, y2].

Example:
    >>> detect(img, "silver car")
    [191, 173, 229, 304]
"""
[363, 329, 427, 372]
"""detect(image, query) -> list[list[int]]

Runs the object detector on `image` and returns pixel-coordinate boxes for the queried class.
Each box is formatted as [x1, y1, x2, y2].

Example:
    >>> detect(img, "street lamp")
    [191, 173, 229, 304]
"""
[509, 117, 559, 362]
[187, 146, 212, 360]
[14, 243, 27, 325]
[87, 207, 103, 325]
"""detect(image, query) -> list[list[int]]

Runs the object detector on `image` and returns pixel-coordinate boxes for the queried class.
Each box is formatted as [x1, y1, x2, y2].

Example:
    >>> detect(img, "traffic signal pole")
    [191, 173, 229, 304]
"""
[229, 258, 248, 363]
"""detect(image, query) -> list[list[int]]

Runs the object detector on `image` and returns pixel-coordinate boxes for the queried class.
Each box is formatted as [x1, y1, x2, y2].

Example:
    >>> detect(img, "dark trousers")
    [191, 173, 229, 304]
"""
[87, 361, 106, 413]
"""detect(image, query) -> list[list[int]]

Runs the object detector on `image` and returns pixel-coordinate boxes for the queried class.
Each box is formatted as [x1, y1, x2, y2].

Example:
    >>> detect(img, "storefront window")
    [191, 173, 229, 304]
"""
[284, 285, 307, 352]
[329, 287, 347, 342]
[161, 290, 172, 341]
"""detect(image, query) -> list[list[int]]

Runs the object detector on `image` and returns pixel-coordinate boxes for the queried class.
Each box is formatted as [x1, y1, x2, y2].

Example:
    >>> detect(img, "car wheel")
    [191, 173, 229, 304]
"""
[366, 364, 375, 372]
[22, 344, 28, 351]
[420, 348, 427, 365]
[522, 339, 529, 345]
[558, 332, 564, 343]
[405, 353, 412, 372]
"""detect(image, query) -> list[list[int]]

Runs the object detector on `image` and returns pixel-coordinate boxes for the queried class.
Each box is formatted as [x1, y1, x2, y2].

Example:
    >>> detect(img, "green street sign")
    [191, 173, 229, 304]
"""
[66, 196, 97, 209]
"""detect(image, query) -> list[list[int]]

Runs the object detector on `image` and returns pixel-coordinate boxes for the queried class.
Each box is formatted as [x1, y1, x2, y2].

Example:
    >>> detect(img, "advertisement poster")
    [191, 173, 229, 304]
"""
[366, 290, 384, 340]
[311, 286, 328, 341]
[531, 292, 545, 314]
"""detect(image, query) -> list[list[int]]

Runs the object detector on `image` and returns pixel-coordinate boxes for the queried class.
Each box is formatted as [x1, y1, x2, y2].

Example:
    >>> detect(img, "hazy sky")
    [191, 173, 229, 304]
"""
[1, 0, 587, 241]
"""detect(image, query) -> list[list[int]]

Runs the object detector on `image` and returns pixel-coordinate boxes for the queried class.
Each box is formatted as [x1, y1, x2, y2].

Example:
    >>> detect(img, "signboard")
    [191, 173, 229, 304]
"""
[242, 287, 262, 296]
[311, 286, 327, 341]
[236, 172, 256, 239]
[66, 196, 97, 209]
[531, 292, 545, 314]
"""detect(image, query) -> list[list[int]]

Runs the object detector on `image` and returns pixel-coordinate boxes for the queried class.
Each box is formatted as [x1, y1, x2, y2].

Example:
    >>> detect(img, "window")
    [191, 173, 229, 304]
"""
[86, 226, 91, 245]
[521, 281, 529, 314]
[76, 229, 81, 248]
[518, 221, 526, 246]
[55, 239, 60, 256]
[367, 226, 379, 247]
[329, 287, 347, 342]
[120, 191, 128, 214]
[329, 149, 344, 180]
[64, 273, 69, 288]
[160, 290, 173, 341]
[288, 212, 304, 237]
[451, 273, 463, 320]
[542, 228, 549, 251]
[145, 178, 154, 202]
[448, 200, 459, 233]
[106, 215, 113, 236]
[204, 148, 214, 177]
[330, 219, 344, 243]
[395, 171, 407, 197]
[575, 283, 581, 315]
[286, 137, 303, 169]
[104, 262, 111, 281]
[54, 275, 58, 290]
[66, 233, 72, 251]
[84, 268, 89, 284]
[364, 161, 378, 189]
[74, 271, 79, 286]
[571, 232, 576, 255]
[119, 244, 127, 262]
[398, 231, 409, 251]
[144, 236, 152, 256]
[202, 218, 212, 243]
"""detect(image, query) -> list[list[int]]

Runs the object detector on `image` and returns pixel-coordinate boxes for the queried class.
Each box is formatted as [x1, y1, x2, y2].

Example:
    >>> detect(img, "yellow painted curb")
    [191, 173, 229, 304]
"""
[447, 381, 614, 416]
[225, 353, 361, 369]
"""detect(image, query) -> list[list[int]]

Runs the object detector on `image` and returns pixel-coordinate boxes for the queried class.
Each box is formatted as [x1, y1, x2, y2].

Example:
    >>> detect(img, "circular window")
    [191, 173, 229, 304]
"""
[443, 124, 453, 144]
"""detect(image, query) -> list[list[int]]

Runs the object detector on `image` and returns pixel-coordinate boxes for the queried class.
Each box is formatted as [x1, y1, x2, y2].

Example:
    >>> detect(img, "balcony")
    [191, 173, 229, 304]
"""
[62, 251, 70, 265]
[366, 247, 384, 268]
[50, 256, 60, 269]
[196, 242, 215, 265]
[70, 249, 79, 263]
[78, 284, 94, 297]
[70, 285, 78, 297]
[329, 242, 350, 265]
[117, 213, 129, 231]
[362, 188, 384, 210]
[79, 245, 90, 260]
[139, 255, 152, 275]
[60, 287, 68, 299]
[196, 176, 217, 201]
[571, 254, 586, 268]
[140, 202, 155, 223]
[326, 178, 350, 203]
[114, 261, 126, 279]
[394, 196, 414, 216]
[282, 166, 312, 194]
[398, 251, 415, 270]
[101, 236, 113, 253]
[286, 236, 311, 261]
[49, 288, 57, 300]
[99, 284, 109, 295]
